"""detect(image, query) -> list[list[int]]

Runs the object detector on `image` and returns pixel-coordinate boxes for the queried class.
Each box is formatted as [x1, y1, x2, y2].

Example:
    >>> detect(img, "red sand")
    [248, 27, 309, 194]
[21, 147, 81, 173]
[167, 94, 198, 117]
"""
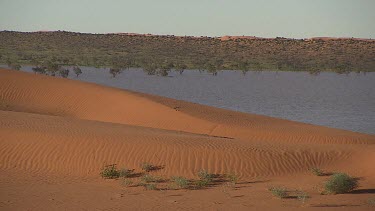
[0, 68, 374, 210]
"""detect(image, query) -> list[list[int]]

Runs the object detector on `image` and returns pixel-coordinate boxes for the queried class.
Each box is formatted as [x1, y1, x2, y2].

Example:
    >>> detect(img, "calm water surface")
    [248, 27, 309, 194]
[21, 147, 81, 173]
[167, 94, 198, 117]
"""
[12, 66, 375, 134]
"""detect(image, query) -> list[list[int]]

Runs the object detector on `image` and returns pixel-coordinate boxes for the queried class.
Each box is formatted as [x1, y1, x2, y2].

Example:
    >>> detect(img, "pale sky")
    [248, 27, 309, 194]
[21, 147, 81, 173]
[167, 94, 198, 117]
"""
[0, 0, 374, 38]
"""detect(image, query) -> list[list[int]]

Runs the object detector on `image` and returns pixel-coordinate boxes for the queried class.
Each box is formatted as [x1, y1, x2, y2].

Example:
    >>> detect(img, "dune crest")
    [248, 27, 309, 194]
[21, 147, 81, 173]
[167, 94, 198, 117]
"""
[0, 69, 373, 145]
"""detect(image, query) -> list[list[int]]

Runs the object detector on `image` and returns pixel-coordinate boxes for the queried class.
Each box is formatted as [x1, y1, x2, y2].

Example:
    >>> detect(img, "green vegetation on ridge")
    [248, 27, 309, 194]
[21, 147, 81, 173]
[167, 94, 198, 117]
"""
[1, 31, 374, 74]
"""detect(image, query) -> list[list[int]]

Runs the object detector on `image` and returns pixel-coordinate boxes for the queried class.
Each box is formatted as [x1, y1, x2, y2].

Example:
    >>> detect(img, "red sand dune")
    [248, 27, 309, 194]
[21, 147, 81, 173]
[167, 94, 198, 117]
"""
[0, 68, 374, 210]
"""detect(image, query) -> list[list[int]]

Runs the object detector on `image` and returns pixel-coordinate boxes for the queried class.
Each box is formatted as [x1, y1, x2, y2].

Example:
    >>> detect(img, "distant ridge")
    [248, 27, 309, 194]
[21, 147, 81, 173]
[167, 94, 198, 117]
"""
[1, 30, 374, 73]
[3, 30, 372, 42]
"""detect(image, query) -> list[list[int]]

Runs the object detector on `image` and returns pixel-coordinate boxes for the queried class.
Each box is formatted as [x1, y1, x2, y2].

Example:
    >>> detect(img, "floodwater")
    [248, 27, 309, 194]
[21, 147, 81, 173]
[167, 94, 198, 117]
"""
[11, 66, 375, 134]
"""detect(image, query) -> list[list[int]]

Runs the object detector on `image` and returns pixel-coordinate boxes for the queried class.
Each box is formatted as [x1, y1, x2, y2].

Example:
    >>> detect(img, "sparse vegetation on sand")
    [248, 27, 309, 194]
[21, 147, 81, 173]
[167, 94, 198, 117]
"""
[118, 168, 133, 178]
[310, 167, 325, 176]
[296, 190, 310, 203]
[225, 172, 239, 184]
[143, 183, 157, 190]
[98, 164, 360, 206]
[367, 197, 375, 206]
[171, 176, 190, 189]
[269, 187, 289, 199]
[193, 169, 215, 188]
[100, 164, 120, 179]
[99, 165, 243, 191]
[120, 178, 133, 187]
[197, 169, 214, 182]
[140, 174, 163, 183]
[140, 162, 159, 172]
[324, 173, 358, 194]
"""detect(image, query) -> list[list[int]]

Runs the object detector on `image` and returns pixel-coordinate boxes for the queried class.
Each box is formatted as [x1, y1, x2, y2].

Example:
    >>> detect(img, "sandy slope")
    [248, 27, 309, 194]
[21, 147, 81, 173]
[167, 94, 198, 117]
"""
[0, 68, 374, 210]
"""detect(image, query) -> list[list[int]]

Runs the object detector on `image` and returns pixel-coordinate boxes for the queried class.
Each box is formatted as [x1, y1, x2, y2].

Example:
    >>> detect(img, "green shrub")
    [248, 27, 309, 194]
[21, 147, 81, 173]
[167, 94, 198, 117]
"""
[144, 183, 157, 190]
[120, 178, 133, 187]
[296, 190, 310, 203]
[367, 197, 375, 206]
[195, 179, 210, 188]
[269, 187, 289, 199]
[324, 173, 358, 194]
[198, 169, 214, 182]
[140, 174, 162, 183]
[171, 176, 190, 189]
[193, 169, 215, 188]
[100, 164, 120, 179]
[310, 167, 324, 176]
[226, 172, 239, 184]
[119, 168, 133, 178]
[140, 162, 156, 172]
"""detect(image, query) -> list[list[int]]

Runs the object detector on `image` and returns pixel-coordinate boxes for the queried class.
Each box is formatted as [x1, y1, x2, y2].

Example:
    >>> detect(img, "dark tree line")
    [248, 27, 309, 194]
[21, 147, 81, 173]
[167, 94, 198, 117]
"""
[2, 31, 373, 74]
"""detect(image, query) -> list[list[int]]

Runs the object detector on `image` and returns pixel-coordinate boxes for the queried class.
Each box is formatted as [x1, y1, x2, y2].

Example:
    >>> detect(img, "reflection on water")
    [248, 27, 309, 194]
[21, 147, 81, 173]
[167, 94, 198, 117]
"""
[12, 66, 375, 134]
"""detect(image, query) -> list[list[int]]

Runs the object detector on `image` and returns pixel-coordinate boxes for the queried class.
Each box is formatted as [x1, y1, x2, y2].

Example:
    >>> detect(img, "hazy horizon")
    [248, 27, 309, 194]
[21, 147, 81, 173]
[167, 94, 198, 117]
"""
[1, 0, 374, 39]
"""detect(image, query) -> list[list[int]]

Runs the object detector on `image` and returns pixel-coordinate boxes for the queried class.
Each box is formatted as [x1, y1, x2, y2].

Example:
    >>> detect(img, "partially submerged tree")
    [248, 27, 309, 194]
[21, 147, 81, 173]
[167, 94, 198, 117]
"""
[157, 61, 174, 77]
[109, 67, 123, 78]
[59, 68, 70, 78]
[45, 60, 61, 76]
[73, 66, 82, 77]
[206, 63, 218, 76]
[32, 66, 46, 74]
[174, 63, 188, 75]
[143, 63, 157, 75]
[238, 61, 249, 75]
[9, 63, 21, 70]
[6, 57, 21, 70]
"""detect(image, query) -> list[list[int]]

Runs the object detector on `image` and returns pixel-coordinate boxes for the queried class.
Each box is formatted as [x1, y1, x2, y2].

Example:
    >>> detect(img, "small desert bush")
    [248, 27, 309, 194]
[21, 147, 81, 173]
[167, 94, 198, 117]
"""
[324, 173, 358, 194]
[171, 176, 190, 189]
[226, 172, 239, 184]
[120, 178, 133, 187]
[367, 197, 375, 206]
[198, 169, 214, 182]
[0, 100, 10, 110]
[140, 162, 156, 172]
[269, 187, 289, 199]
[119, 168, 133, 178]
[310, 167, 324, 176]
[195, 179, 210, 188]
[140, 174, 162, 183]
[144, 183, 157, 190]
[192, 169, 214, 188]
[100, 164, 120, 179]
[296, 190, 310, 203]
